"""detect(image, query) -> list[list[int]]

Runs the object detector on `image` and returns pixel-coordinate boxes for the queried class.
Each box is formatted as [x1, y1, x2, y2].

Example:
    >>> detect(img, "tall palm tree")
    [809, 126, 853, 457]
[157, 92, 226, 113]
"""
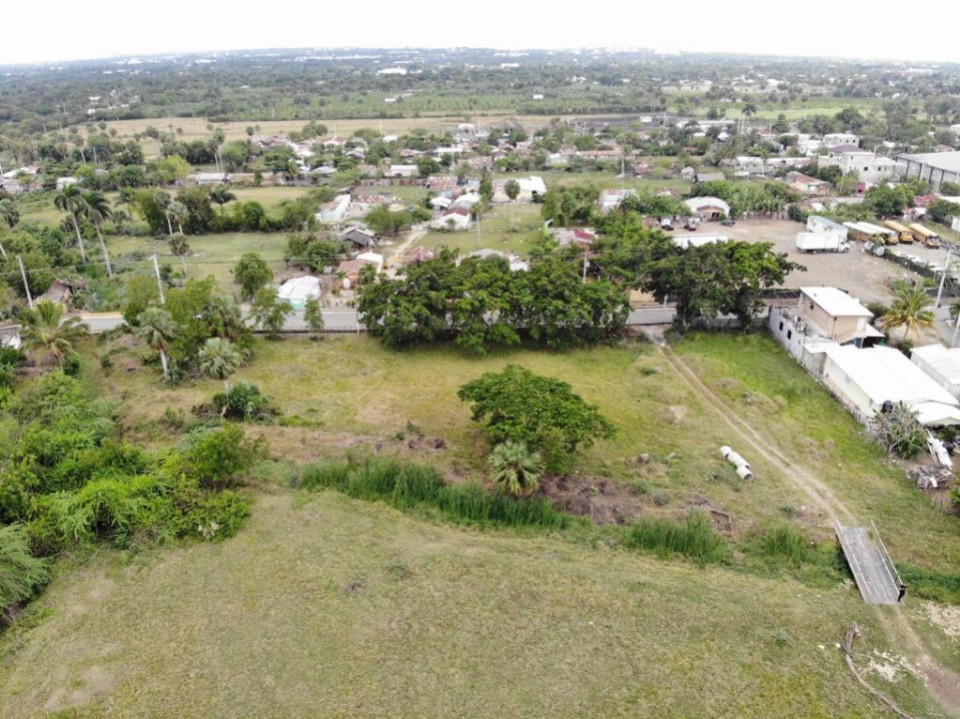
[167, 200, 188, 235]
[198, 337, 242, 380]
[488, 440, 544, 497]
[881, 282, 935, 342]
[53, 185, 88, 264]
[135, 307, 178, 382]
[80, 190, 113, 278]
[19, 300, 90, 368]
[154, 190, 174, 236]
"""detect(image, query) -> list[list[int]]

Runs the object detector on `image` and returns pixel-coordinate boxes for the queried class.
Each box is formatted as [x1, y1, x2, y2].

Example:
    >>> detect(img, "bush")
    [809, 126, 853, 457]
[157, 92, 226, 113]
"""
[212, 382, 275, 422]
[0, 525, 49, 622]
[179, 424, 260, 489]
[301, 457, 569, 530]
[624, 512, 730, 566]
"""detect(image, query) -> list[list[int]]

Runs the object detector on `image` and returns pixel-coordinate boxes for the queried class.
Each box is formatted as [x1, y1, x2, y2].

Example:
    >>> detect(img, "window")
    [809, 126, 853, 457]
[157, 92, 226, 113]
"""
[787, 330, 793, 340]
[779, 321, 784, 331]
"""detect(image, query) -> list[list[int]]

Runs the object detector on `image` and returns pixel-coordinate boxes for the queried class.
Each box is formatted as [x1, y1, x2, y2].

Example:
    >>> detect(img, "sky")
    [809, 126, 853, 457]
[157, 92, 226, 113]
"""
[2, 1, 958, 66]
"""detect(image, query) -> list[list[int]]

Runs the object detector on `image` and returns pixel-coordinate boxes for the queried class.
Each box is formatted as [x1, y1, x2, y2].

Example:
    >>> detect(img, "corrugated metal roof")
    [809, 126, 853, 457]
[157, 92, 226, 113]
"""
[912, 344, 960, 386]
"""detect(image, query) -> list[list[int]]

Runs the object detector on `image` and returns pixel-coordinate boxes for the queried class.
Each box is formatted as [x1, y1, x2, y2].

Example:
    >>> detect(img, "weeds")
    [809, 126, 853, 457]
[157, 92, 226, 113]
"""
[623, 512, 730, 566]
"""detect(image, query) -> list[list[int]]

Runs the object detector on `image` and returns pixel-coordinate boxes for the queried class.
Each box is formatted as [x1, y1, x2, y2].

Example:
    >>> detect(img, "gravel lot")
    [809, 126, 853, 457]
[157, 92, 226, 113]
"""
[715, 219, 956, 305]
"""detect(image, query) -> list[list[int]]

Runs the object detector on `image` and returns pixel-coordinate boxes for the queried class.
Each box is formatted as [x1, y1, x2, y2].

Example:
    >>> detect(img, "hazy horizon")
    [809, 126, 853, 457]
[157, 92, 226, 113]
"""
[3, 1, 959, 67]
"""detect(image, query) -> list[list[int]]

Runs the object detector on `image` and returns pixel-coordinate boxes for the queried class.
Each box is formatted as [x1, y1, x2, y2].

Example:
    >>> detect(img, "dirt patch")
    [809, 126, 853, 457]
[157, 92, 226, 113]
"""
[922, 602, 960, 638]
[864, 650, 924, 684]
[43, 665, 118, 713]
[539, 475, 645, 524]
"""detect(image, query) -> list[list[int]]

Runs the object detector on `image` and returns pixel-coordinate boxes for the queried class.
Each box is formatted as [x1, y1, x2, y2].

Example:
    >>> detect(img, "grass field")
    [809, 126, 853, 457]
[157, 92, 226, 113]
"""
[0, 490, 931, 718]
[415, 203, 544, 257]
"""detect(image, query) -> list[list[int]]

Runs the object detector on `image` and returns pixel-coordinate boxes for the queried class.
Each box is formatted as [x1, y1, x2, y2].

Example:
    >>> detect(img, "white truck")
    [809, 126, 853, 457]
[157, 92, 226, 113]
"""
[795, 232, 850, 253]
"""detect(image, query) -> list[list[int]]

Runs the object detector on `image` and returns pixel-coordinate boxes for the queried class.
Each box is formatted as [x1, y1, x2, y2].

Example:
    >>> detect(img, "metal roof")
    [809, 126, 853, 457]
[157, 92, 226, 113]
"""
[898, 151, 960, 174]
[912, 344, 960, 386]
[800, 287, 873, 318]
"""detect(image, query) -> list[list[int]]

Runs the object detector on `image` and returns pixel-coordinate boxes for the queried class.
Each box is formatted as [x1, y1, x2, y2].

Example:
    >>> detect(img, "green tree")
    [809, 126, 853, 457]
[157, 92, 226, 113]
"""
[156, 155, 191, 184]
[168, 233, 190, 275]
[250, 287, 292, 339]
[80, 190, 113, 278]
[122, 274, 161, 326]
[504, 178, 521, 230]
[53, 185, 88, 265]
[458, 365, 615, 472]
[303, 296, 325, 340]
[864, 185, 906, 218]
[0, 198, 19, 229]
[209, 186, 237, 215]
[233, 252, 273, 301]
[198, 337, 242, 380]
[19, 300, 90, 369]
[881, 282, 935, 342]
[135, 307, 178, 382]
[488, 440, 544, 497]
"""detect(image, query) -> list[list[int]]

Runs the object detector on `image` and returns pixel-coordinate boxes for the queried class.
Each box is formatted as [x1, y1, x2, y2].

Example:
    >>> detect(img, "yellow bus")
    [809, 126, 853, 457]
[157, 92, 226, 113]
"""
[884, 220, 915, 244]
[908, 223, 941, 248]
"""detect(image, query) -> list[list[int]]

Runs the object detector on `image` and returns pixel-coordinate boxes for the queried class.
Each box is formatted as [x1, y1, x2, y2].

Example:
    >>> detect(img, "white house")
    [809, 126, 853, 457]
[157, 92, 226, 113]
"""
[684, 196, 731, 220]
[0, 324, 21, 350]
[598, 188, 637, 213]
[388, 164, 419, 178]
[512, 176, 546, 201]
[277, 276, 322, 310]
[431, 207, 473, 231]
[56, 177, 79, 191]
[821, 345, 960, 426]
[820, 150, 902, 185]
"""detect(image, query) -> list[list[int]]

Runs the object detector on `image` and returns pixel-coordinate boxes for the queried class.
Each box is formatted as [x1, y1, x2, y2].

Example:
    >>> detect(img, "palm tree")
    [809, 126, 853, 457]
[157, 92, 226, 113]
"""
[20, 300, 90, 368]
[488, 440, 544, 497]
[168, 232, 190, 275]
[53, 185, 88, 265]
[198, 337, 242, 380]
[135, 307, 178, 382]
[154, 190, 174, 236]
[80, 190, 113, 278]
[168, 200, 188, 235]
[209, 186, 236, 216]
[881, 282, 935, 342]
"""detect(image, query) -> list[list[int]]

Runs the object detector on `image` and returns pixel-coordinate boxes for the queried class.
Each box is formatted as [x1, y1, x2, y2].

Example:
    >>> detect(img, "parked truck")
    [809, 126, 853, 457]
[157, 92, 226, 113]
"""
[795, 232, 850, 253]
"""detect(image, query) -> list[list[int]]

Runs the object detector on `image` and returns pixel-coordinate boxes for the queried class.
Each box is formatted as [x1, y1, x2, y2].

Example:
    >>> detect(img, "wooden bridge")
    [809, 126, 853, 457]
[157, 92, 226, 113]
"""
[835, 521, 903, 605]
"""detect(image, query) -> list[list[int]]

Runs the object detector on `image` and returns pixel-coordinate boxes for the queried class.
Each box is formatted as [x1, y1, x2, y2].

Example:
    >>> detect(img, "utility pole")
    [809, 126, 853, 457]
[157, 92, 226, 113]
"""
[17, 254, 33, 309]
[152, 254, 166, 305]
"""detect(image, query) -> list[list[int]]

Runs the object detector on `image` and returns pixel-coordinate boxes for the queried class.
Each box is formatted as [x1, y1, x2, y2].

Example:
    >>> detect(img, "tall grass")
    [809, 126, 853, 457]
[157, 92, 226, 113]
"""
[300, 458, 570, 530]
[623, 512, 730, 566]
[899, 564, 960, 604]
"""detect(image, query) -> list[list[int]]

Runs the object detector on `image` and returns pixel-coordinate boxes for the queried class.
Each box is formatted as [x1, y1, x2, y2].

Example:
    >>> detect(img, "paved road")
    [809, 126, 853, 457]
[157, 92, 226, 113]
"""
[79, 306, 678, 334]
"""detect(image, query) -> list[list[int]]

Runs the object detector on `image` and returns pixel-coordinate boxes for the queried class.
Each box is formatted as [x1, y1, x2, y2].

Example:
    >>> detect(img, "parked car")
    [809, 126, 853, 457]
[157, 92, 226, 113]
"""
[720, 217, 736, 227]
[659, 217, 674, 231]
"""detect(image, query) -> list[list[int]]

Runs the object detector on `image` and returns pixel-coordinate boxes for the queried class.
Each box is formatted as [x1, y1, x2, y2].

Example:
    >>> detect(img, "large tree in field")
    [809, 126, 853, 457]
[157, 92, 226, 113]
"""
[458, 364, 615, 473]
[209, 186, 236, 216]
[881, 282, 935, 342]
[0, 198, 19, 229]
[20, 300, 90, 368]
[135, 307, 178, 382]
[53, 185, 88, 264]
[233, 252, 273, 301]
[504, 178, 520, 230]
[80, 190, 114, 278]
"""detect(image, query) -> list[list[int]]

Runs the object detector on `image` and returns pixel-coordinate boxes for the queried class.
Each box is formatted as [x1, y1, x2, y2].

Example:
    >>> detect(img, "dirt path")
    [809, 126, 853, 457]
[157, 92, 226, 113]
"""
[658, 343, 960, 718]
[385, 225, 428, 266]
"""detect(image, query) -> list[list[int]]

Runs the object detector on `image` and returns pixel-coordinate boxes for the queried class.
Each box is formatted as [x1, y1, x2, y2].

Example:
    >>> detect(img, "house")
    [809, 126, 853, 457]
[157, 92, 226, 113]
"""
[395, 247, 435, 266]
[38, 278, 85, 305]
[684, 196, 731, 221]
[430, 207, 472, 231]
[734, 156, 765, 174]
[389, 164, 419, 178]
[56, 177, 80, 191]
[823, 133, 859, 148]
[337, 252, 384, 290]
[277, 276, 321, 310]
[0, 324, 21, 350]
[553, 228, 597, 248]
[768, 287, 883, 374]
[821, 150, 902, 185]
[822, 345, 960, 426]
[316, 194, 351, 225]
[189, 172, 229, 186]
[785, 171, 830, 196]
[340, 226, 378, 250]
[912, 344, 960, 401]
[598, 188, 637, 213]
[429, 196, 452, 210]
[510, 176, 546, 202]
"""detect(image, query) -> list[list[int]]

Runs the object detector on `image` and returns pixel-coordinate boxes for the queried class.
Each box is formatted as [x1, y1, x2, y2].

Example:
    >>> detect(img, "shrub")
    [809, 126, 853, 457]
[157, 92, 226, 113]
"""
[213, 382, 275, 422]
[0, 525, 49, 622]
[180, 424, 260, 489]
